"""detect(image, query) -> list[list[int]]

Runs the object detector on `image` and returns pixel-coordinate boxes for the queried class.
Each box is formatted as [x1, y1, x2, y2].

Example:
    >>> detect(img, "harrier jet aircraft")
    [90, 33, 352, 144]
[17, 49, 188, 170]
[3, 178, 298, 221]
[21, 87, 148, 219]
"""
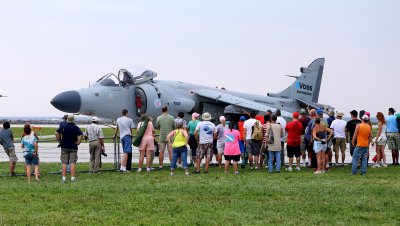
[51, 58, 334, 124]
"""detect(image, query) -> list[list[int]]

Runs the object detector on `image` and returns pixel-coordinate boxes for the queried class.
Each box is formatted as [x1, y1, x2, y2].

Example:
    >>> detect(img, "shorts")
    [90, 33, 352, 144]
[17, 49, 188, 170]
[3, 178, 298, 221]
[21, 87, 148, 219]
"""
[300, 135, 307, 152]
[217, 141, 225, 155]
[138, 135, 155, 151]
[245, 139, 261, 156]
[334, 138, 346, 152]
[5, 147, 18, 163]
[313, 141, 327, 153]
[224, 154, 241, 161]
[24, 153, 39, 166]
[377, 137, 387, 146]
[188, 135, 198, 156]
[159, 140, 172, 153]
[196, 143, 214, 159]
[239, 140, 245, 154]
[61, 149, 78, 164]
[387, 133, 400, 150]
[287, 145, 301, 158]
[121, 135, 132, 153]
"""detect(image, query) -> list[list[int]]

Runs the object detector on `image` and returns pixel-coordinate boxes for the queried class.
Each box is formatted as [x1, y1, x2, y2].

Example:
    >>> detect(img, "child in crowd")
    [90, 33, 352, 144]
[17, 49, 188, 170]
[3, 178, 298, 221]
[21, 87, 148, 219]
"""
[21, 126, 39, 181]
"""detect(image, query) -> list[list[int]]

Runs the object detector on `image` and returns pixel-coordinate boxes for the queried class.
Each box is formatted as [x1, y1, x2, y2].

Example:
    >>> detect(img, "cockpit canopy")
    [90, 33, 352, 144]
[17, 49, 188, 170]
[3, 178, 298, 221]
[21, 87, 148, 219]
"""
[94, 67, 157, 87]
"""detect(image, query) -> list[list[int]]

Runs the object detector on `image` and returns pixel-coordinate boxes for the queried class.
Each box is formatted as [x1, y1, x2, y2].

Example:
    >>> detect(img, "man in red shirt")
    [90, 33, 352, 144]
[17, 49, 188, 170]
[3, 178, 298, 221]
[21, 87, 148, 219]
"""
[238, 116, 247, 168]
[285, 112, 303, 171]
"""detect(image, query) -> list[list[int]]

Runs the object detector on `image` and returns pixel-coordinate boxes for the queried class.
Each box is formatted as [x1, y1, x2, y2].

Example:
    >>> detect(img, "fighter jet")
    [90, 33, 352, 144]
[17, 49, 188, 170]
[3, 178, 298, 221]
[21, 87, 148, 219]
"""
[51, 58, 334, 124]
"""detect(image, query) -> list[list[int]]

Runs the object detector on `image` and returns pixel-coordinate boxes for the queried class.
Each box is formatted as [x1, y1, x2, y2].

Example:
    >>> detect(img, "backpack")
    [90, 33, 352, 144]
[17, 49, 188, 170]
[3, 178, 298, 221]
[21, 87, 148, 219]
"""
[267, 124, 274, 144]
[396, 114, 400, 132]
[251, 121, 263, 141]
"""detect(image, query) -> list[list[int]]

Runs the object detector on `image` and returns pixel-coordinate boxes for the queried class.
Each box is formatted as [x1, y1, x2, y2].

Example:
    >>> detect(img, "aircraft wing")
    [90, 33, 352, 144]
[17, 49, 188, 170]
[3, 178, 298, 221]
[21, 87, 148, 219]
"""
[194, 89, 292, 118]
[296, 98, 334, 114]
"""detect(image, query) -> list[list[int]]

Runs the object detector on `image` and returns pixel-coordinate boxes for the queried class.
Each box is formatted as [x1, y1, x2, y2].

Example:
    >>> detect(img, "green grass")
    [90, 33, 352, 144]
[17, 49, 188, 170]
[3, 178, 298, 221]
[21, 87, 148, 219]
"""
[0, 163, 400, 225]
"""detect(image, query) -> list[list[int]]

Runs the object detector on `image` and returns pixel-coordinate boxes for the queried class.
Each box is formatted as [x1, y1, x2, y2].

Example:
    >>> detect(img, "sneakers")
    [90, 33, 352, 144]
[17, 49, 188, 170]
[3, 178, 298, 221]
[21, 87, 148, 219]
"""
[62, 177, 67, 183]
[137, 168, 142, 172]
[372, 164, 381, 168]
[194, 171, 200, 174]
[71, 177, 76, 182]
[382, 164, 388, 167]
[314, 171, 321, 175]
[185, 171, 190, 176]
[10, 172, 16, 177]
[234, 171, 240, 175]
[158, 166, 163, 171]
[286, 167, 293, 172]
[170, 172, 175, 176]
[295, 166, 301, 171]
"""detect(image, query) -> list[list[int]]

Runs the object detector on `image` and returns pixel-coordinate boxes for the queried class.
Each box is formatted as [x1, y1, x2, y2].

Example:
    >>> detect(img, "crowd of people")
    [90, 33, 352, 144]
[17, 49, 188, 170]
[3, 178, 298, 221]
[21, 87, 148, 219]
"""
[1, 106, 400, 181]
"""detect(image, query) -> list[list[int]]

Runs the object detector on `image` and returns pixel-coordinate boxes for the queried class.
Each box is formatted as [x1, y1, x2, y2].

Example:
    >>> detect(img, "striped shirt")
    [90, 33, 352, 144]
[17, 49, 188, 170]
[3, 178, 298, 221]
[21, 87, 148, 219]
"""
[262, 122, 271, 144]
[156, 113, 176, 142]
[84, 123, 104, 142]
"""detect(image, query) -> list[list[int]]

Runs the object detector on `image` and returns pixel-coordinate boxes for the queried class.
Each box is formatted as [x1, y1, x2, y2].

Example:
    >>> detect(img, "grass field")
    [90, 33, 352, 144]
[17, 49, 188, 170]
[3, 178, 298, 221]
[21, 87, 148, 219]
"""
[0, 162, 399, 225]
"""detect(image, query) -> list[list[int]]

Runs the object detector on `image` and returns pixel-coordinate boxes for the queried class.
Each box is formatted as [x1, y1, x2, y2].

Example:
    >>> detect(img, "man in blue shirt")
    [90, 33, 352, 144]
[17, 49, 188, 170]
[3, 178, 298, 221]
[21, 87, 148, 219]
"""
[0, 121, 17, 176]
[386, 108, 399, 165]
[56, 115, 83, 182]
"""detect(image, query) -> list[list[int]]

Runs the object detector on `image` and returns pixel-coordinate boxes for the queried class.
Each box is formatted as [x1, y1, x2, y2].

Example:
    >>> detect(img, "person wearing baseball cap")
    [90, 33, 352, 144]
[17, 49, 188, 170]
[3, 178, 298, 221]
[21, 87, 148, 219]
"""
[351, 114, 373, 175]
[285, 112, 303, 171]
[238, 115, 247, 168]
[84, 116, 105, 174]
[387, 107, 400, 165]
[56, 114, 83, 182]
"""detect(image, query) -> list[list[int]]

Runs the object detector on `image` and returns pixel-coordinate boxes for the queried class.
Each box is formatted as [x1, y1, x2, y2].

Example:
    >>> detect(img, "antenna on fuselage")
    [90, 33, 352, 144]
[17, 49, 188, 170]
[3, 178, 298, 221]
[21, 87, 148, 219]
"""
[285, 75, 298, 79]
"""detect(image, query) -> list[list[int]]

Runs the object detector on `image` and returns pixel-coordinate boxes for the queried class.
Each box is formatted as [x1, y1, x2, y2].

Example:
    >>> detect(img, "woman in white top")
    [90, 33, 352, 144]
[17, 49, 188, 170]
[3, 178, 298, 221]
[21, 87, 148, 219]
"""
[373, 112, 387, 167]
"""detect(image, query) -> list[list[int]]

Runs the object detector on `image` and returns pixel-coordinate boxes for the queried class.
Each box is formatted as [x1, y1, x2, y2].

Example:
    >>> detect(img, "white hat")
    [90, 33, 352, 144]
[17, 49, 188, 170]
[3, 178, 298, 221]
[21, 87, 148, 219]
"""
[202, 112, 212, 121]
[336, 112, 344, 117]
[362, 115, 369, 121]
[67, 115, 74, 123]
[92, 116, 99, 122]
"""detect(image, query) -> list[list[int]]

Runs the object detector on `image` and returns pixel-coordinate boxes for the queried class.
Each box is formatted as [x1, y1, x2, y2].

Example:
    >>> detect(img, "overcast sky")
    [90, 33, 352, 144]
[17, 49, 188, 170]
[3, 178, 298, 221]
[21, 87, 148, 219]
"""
[1, 0, 399, 118]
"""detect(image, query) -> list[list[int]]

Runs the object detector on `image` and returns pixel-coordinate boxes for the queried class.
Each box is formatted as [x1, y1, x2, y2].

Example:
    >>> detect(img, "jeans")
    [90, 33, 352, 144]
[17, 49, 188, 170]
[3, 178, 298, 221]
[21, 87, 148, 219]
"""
[268, 151, 281, 172]
[351, 146, 368, 175]
[171, 146, 188, 170]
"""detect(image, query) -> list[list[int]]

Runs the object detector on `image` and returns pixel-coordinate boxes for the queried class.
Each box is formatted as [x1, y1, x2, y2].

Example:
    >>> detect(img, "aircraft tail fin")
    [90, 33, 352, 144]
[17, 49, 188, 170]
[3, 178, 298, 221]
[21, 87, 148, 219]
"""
[267, 58, 325, 103]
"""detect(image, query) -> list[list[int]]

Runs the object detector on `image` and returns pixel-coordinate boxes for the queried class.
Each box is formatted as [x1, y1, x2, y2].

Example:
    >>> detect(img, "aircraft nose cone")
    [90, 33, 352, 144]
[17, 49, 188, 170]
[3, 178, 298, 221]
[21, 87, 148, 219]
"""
[51, 90, 82, 113]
